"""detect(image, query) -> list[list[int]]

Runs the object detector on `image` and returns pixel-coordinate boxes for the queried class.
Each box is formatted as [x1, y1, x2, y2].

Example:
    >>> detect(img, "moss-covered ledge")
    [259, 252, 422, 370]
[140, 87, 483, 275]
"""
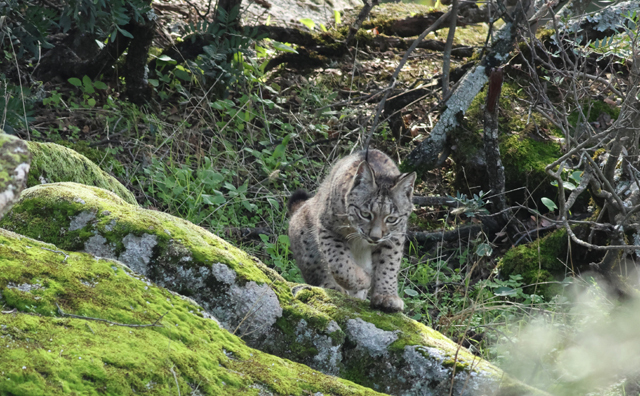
[25, 141, 137, 205]
[0, 228, 384, 396]
[1, 182, 545, 395]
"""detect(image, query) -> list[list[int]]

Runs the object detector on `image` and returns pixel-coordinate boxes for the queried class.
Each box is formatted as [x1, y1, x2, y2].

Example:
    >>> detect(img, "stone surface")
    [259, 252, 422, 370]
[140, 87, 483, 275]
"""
[0, 228, 383, 396]
[0, 133, 30, 219]
[0, 181, 546, 396]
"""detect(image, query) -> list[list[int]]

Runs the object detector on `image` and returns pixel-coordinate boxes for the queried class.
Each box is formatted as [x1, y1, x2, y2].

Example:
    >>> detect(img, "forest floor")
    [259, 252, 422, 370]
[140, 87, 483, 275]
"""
[3, 0, 636, 392]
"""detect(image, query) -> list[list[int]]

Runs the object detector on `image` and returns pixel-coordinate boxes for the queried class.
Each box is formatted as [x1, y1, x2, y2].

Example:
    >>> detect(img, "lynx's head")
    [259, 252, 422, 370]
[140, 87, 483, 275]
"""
[345, 161, 416, 244]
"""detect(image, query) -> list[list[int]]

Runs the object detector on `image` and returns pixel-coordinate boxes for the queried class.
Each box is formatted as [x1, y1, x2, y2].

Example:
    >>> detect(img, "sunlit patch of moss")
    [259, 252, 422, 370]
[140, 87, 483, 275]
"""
[499, 228, 569, 297]
[567, 99, 620, 126]
[25, 141, 136, 205]
[453, 81, 563, 201]
[0, 182, 276, 287]
[0, 229, 386, 396]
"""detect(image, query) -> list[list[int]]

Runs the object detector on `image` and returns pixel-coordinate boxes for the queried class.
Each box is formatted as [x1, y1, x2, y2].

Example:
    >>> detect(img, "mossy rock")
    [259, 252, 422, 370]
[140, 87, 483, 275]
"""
[0, 181, 545, 395]
[499, 228, 570, 298]
[452, 82, 564, 204]
[25, 141, 137, 205]
[0, 228, 384, 396]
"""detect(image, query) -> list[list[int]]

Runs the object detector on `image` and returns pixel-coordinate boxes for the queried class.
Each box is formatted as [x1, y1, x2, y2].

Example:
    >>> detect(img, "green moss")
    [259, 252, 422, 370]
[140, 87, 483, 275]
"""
[0, 182, 542, 394]
[499, 228, 568, 297]
[0, 229, 386, 396]
[25, 141, 136, 205]
[454, 82, 563, 201]
[567, 99, 620, 126]
[0, 182, 275, 286]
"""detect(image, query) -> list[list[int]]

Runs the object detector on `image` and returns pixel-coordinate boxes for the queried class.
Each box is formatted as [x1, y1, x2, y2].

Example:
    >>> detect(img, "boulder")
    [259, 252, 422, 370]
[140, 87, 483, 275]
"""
[0, 228, 383, 395]
[25, 141, 137, 205]
[0, 133, 30, 219]
[0, 182, 545, 395]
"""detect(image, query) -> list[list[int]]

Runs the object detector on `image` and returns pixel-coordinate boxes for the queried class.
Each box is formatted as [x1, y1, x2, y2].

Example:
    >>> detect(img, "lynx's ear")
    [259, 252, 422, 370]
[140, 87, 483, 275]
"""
[353, 161, 376, 189]
[391, 172, 416, 200]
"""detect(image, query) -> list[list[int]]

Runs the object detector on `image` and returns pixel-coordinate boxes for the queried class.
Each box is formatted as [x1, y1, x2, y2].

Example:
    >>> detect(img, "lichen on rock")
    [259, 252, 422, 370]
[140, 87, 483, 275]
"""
[0, 133, 30, 219]
[0, 181, 546, 395]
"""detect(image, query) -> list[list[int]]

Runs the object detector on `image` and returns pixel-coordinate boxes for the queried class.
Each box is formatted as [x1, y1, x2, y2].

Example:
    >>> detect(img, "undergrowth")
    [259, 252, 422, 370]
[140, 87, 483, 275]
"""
[2, 2, 634, 393]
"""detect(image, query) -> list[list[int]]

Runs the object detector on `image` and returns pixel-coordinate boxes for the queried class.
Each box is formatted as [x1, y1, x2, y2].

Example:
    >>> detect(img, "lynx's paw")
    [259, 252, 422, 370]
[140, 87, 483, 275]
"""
[371, 294, 404, 313]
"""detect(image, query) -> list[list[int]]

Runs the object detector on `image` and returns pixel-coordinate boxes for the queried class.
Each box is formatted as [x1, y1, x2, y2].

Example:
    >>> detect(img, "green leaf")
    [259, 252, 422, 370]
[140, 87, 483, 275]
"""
[117, 26, 134, 38]
[273, 41, 298, 53]
[148, 79, 159, 87]
[93, 81, 108, 90]
[494, 286, 517, 297]
[87, 98, 96, 107]
[563, 181, 577, 191]
[334, 10, 341, 25]
[202, 194, 226, 205]
[569, 171, 582, 184]
[320, 24, 327, 32]
[299, 18, 315, 30]
[68, 78, 82, 87]
[267, 197, 280, 209]
[173, 68, 191, 81]
[82, 75, 95, 94]
[475, 243, 493, 257]
[541, 197, 558, 211]
[404, 288, 419, 297]
[157, 54, 174, 62]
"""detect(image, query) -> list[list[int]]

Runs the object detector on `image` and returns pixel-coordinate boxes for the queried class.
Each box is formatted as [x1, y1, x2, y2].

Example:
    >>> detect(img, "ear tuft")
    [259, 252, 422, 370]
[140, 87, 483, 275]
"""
[392, 172, 416, 199]
[353, 161, 376, 188]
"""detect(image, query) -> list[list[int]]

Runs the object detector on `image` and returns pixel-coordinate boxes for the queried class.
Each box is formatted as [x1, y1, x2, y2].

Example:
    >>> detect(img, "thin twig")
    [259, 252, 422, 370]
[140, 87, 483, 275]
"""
[56, 303, 166, 328]
[170, 366, 182, 396]
[363, 8, 452, 152]
[345, 0, 379, 45]
[41, 247, 69, 262]
[442, 0, 459, 99]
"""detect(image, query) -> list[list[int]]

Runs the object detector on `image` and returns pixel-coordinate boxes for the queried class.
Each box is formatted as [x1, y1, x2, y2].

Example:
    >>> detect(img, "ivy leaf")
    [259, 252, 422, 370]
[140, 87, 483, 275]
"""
[541, 197, 558, 211]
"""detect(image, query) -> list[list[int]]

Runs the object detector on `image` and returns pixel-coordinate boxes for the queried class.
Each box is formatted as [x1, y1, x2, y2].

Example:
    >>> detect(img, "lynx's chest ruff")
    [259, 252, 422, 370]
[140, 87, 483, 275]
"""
[348, 238, 373, 276]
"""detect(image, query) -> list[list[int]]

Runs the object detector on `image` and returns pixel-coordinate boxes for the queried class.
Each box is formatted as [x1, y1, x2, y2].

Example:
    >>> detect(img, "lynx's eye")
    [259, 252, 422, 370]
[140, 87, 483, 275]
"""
[356, 208, 372, 221]
[385, 216, 399, 224]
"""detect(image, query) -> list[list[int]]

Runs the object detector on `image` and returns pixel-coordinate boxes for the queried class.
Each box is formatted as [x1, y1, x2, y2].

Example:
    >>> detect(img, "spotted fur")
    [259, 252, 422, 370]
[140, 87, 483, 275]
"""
[288, 149, 416, 312]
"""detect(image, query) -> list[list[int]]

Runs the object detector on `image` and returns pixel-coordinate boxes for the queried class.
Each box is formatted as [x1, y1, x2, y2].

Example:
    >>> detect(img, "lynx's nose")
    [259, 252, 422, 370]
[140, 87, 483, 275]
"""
[370, 225, 383, 242]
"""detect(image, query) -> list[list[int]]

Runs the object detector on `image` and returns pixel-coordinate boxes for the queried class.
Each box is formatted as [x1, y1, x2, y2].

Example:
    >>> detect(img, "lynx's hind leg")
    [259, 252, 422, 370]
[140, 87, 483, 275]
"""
[289, 203, 346, 293]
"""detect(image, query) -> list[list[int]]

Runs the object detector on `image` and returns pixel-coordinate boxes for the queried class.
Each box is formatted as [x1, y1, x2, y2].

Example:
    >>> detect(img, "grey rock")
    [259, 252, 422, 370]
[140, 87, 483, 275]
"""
[69, 210, 96, 231]
[84, 234, 117, 259]
[118, 233, 157, 275]
[211, 262, 237, 285]
[345, 318, 398, 358]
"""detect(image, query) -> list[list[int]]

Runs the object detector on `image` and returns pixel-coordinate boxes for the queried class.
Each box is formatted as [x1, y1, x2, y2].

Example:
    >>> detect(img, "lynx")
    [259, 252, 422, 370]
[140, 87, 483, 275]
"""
[287, 149, 416, 312]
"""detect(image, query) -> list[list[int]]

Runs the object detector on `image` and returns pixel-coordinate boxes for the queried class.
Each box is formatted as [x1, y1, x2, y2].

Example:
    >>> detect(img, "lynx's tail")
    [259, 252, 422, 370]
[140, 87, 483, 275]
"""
[287, 190, 310, 215]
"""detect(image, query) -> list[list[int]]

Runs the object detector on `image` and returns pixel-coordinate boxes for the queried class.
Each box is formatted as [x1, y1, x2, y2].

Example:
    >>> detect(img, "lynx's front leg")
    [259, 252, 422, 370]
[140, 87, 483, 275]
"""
[318, 228, 371, 295]
[371, 238, 405, 312]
